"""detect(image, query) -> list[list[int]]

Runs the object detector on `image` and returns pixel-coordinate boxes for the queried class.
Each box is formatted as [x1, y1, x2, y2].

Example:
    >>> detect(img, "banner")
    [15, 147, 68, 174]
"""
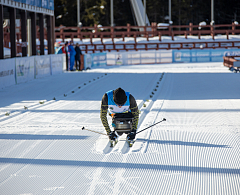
[106, 50, 172, 65]
[92, 53, 107, 67]
[15, 56, 35, 84]
[172, 49, 240, 63]
[84, 54, 92, 69]
[35, 55, 51, 79]
[51, 54, 63, 75]
[84, 53, 107, 69]
[13, 0, 54, 10]
[0, 59, 15, 89]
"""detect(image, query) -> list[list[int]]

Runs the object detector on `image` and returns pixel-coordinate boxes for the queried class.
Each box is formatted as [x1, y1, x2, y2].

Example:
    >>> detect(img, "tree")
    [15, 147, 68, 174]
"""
[54, 0, 240, 27]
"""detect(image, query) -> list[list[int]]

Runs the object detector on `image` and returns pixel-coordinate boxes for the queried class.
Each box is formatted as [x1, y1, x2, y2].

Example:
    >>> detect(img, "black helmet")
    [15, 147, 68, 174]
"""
[113, 88, 127, 106]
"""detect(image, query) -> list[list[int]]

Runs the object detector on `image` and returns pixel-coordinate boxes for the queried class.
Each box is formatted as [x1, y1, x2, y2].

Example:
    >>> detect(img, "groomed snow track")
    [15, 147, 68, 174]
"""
[0, 63, 240, 195]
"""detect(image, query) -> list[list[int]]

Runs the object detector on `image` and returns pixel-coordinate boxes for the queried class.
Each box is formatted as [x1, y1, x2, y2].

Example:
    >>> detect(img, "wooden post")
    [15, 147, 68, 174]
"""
[127, 23, 130, 37]
[111, 26, 114, 42]
[94, 24, 97, 38]
[134, 33, 136, 43]
[158, 32, 161, 41]
[60, 25, 63, 39]
[100, 33, 103, 43]
[168, 25, 172, 37]
[122, 33, 125, 42]
[77, 27, 81, 39]
[189, 23, 193, 35]
[211, 25, 215, 40]
[232, 22, 235, 35]
[80, 54, 84, 70]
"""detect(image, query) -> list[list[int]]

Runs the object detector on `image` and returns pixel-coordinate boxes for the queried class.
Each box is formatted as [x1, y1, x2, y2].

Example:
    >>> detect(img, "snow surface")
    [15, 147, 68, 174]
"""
[0, 62, 240, 194]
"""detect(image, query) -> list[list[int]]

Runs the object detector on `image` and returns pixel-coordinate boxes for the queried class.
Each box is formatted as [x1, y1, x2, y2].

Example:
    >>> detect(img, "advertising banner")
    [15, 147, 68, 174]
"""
[35, 55, 51, 79]
[84, 53, 107, 69]
[15, 56, 35, 84]
[12, 0, 54, 10]
[92, 53, 107, 67]
[106, 50, 172, 65]
[0, 59, 15, 89]
[84, 54, 92, 69]
[51, 54, 63, 75]
[172, 49, 240, 63]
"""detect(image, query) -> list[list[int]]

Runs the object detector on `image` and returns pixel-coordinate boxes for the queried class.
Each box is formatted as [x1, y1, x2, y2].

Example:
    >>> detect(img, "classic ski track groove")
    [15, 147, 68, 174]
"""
[1, 64, 240, 194]
[0, 73, 108, 124]
[86, 73, 166, 195]
[0, 73, 108, 186]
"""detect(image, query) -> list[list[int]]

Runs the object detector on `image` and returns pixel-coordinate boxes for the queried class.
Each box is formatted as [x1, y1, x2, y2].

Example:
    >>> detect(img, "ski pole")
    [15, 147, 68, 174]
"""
[82, 127, 108, 136]
[136, 118, 166, 134]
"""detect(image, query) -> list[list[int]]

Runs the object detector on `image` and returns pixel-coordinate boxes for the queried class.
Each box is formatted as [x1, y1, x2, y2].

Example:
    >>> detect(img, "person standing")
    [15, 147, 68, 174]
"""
[68, 41, 76, 71]
[63, 42, 69, 70]
[75, 43, 82, 70]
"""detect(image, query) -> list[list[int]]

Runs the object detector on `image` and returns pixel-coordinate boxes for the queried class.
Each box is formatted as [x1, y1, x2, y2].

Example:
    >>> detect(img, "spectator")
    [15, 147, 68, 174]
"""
[68, 41, 76, 71]
[75, 43, 82, 70]
[64, 42, 69, 70]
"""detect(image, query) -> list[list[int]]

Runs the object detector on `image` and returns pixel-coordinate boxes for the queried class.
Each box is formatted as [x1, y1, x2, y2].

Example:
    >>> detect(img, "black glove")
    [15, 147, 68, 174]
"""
[127, 131, 136, 140]
[108, 131, 117, 141]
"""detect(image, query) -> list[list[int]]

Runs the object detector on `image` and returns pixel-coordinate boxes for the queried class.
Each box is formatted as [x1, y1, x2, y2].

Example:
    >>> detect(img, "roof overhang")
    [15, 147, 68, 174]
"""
[0, 0, 54, 16]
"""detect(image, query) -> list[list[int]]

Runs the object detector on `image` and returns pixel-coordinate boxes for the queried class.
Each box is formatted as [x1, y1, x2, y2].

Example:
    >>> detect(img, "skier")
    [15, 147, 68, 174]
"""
[100, 87, 139, 143]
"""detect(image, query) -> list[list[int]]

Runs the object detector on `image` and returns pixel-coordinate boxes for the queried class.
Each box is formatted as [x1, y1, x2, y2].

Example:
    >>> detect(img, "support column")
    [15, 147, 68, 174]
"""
[111, 0, 114, 26]
[47, 15, 53, 54]
[39, 13, 45, 55]
[31, 12, 37, 55]
[10, 7, 16, 58]
[21, 10, 27, 57]
[0, 4, 4, 59]
[52, 16, 55, 53]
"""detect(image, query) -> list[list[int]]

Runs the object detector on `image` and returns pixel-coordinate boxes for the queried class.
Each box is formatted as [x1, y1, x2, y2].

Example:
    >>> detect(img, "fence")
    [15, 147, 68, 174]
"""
[223, 56, 240, 69]
[55, 23, 240, 42]
[77, 41, 240, 54]
[3, 23, 240, 55]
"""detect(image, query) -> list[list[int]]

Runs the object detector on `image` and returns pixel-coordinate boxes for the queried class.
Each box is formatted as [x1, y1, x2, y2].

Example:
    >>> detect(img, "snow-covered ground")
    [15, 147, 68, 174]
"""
[0, 62, 240, 194]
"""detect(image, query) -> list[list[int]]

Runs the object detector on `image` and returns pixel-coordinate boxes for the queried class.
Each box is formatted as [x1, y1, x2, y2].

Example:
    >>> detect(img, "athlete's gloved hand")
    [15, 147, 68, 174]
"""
[127, 130, 136, 140]
[108, 131, 118, 141]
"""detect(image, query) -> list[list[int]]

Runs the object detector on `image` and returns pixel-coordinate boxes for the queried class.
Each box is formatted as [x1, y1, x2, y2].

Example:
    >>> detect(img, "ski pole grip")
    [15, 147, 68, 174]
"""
[82, 127, 85, 130]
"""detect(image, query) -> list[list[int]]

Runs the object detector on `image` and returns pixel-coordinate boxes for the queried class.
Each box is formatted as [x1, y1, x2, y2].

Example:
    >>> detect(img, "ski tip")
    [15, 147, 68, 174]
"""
[163, 118, 166, 121]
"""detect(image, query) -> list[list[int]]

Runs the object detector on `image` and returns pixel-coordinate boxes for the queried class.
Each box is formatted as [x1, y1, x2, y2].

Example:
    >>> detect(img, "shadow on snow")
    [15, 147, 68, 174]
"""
[0, 157, 239, 175]
[136, 138, 230, 148]
[0, 134, 89, 140]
